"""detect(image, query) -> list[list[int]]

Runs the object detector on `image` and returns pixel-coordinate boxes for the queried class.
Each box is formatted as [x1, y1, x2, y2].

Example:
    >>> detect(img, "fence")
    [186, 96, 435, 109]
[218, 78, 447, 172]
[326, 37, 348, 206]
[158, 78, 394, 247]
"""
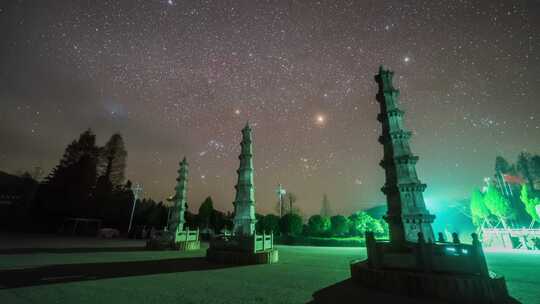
[366, 232, 489, 277]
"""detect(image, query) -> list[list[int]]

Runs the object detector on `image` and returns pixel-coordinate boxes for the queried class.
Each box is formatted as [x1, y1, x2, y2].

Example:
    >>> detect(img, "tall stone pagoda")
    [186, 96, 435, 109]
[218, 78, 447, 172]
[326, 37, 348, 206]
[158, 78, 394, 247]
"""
[168, 157, 188, 236]
[207, 122, 278, 264]
[146, 157, 200, 250]
[376, 66, 435, 243]
[232, 122, 257, 236]
[349, 66, 510, 303]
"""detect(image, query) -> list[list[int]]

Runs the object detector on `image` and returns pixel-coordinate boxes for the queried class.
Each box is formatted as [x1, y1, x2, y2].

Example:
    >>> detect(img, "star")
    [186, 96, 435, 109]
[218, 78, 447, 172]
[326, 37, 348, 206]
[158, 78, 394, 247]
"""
[404, 56, 411, 63]
[315, 114, 326, 126]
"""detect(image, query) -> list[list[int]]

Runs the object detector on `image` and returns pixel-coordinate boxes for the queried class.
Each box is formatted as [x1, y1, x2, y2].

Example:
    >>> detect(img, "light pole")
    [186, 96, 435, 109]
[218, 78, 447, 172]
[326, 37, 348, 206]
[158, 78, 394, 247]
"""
[276, 184, 286, 217]
[128, 183, 143, 235]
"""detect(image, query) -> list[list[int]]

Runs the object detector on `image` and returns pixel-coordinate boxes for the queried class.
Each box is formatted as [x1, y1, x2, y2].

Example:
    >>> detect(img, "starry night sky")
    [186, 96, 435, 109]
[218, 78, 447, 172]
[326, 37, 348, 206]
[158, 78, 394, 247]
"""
[1, 1, 539, 216]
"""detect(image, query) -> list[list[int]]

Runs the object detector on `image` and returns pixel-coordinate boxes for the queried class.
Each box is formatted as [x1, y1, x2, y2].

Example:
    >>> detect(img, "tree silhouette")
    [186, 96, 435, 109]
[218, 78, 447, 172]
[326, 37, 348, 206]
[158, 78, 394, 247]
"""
[494, 156, 513, 174]
[198, 196, 214, 229]
[517, 152, 534, 189]
[100, 133, 127, 187]
[279, 213, 303, 236]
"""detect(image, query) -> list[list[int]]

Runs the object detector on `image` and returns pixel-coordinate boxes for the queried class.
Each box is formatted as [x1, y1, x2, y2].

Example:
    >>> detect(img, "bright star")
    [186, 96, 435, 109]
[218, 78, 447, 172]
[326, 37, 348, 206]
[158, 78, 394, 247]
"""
[315, 114, 326, 126]
[404, 56, 411, 63]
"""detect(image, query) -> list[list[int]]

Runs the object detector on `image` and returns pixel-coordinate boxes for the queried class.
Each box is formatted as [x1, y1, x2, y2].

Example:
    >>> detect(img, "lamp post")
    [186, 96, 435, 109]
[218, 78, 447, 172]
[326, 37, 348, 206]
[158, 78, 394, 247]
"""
[276, 184, 286, 217]
[128, 183, 143, 235]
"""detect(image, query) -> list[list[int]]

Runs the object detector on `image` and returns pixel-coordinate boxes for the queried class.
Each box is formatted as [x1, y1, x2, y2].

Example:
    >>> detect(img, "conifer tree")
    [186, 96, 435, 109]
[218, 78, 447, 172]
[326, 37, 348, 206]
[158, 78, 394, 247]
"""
[100, 133, 127, 187]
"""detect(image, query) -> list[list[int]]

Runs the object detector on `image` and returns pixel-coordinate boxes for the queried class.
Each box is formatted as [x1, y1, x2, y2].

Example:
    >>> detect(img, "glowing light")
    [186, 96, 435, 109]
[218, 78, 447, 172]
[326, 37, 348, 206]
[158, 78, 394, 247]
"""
[315, 114, 326, 126]
[404, 56, 410, 63]
[234, 109, 241, 115]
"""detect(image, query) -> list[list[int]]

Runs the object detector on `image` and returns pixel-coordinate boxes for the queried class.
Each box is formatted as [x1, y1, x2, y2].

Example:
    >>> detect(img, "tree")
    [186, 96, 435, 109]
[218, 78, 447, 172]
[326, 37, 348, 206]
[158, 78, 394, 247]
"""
[43, 129, 100, 218]
[279, 213, 303, 236]
[198, 196, 214, 229]
[330, 215, 349, 236]
[517, 152, 534, 188]
[100, 133, 127, 187]
[210, 210, 228, 233]
[520, 184, 540, 228]
[286, 192, 297, 214]
[495, 156, 512, 174]
[470, 188, 492, 228]
[257, 214, 280, 234]
[307, 214, 330, 236]
[348, 211, 383, 236]
[484, 184, 513, 229]
[320, 194, 332, 217]
[531, 155, 540, 185]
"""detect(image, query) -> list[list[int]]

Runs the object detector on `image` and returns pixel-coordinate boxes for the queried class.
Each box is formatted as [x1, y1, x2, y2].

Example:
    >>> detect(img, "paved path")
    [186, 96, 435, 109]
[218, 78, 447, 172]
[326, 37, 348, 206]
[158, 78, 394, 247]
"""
[0, 234, 537, 303]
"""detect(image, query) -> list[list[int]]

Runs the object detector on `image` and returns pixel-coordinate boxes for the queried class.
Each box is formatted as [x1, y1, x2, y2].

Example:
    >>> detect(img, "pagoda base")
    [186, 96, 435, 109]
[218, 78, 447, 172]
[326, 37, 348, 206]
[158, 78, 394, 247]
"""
[206, 247, 278, 265]
[206, 232, 278, 265]
[146, 239, 200, 251]
[350, 260, 510, 303]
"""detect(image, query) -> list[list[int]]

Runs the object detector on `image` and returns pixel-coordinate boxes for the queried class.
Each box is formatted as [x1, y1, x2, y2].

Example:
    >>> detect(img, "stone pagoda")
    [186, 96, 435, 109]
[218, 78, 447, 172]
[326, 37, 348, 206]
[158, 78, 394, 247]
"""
[232, 122, 257, 236]
[376, 66, 435, 243]
[207, 122, 278, 264]
[349, 66, 511, 303]
[146, 157, 200, 250]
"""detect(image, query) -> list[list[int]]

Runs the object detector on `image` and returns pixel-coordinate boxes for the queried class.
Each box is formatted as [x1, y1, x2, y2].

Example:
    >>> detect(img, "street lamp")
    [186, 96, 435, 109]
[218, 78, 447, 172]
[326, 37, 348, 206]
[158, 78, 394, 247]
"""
[128, 183, 143, 235]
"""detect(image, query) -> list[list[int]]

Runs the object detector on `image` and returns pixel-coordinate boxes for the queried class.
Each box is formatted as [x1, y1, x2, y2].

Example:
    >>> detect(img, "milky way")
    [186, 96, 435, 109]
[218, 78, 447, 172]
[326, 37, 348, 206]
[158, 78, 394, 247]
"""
[1, 1, 539, 215]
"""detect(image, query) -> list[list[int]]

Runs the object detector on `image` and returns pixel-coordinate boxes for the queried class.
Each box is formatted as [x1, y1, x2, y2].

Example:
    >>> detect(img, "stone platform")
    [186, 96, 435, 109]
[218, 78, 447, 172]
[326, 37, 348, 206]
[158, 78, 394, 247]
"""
[146, 239, 200, 251]
[206, 247, 278, 265]
[350, 260, 510, 304]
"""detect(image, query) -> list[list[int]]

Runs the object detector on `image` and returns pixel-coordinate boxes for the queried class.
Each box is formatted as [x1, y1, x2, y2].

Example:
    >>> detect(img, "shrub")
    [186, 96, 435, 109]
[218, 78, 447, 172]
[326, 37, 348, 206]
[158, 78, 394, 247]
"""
[279, 213, 303, 236]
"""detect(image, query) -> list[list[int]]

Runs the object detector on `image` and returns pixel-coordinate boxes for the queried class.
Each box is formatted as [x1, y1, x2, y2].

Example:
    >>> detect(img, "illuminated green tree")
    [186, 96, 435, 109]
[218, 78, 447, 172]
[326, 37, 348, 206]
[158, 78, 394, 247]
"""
[348, 211, 383, 236]
[470, 188, 492, 228]
[520, 184, 540, 228]
[484, 184, 513, 229]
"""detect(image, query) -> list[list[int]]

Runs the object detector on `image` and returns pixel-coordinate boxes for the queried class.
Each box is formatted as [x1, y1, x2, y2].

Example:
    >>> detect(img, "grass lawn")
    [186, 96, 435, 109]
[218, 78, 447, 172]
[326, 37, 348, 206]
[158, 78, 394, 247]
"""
[0, 238, 538, 303]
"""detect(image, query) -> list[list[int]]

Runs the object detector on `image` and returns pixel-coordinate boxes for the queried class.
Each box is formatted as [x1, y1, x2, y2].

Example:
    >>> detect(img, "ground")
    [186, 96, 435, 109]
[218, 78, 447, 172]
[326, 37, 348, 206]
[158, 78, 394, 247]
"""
[0, 234, 538, 304]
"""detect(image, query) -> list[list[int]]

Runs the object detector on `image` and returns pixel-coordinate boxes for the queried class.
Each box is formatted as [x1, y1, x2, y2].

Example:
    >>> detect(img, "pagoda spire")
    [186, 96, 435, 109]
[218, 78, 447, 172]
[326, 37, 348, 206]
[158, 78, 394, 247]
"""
[376, 66, 435, 243]
[168, 157, 188, 235]
[232, 122, 256, 236]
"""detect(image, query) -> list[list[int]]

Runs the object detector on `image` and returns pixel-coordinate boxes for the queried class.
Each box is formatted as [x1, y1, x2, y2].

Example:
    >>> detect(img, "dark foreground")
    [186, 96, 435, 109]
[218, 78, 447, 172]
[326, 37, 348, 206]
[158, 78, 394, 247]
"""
[0, 234, 538, 303]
